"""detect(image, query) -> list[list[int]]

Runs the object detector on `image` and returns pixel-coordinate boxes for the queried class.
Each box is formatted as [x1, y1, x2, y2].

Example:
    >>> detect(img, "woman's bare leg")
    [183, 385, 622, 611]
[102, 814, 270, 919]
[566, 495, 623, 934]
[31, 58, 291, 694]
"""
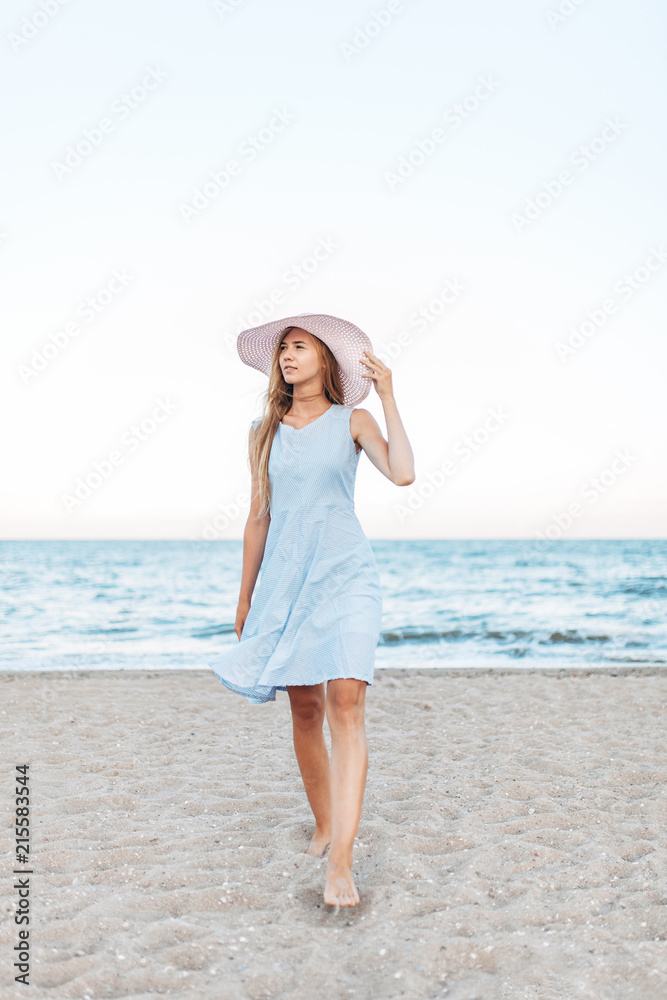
[286, 683, 331, 856]
[323, 678, 368, 907]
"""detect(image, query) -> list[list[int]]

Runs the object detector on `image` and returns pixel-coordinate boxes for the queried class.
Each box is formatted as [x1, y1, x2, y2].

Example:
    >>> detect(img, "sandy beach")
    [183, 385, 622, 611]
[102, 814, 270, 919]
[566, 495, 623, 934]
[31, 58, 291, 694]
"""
[1, 666, 665, 1000]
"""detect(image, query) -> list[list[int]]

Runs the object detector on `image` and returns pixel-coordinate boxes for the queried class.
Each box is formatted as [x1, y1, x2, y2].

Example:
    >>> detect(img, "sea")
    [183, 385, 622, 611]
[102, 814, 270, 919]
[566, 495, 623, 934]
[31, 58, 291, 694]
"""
[0, 539, 665, 673]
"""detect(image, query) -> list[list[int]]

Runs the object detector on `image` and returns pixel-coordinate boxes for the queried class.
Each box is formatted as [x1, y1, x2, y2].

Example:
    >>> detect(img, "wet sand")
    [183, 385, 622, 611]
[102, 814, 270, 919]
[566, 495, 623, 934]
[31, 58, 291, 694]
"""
[1, 666, 665, 999]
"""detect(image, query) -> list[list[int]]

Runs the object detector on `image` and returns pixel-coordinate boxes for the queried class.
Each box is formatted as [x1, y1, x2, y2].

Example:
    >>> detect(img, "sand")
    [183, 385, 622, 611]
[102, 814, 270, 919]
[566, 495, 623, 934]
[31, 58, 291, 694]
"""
[1, 666, 665, 1000]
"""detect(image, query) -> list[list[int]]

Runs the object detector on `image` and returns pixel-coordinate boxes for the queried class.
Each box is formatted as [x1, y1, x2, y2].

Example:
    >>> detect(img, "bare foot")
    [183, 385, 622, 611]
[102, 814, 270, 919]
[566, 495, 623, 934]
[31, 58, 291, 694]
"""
[324, 860, 359, 908]
[306, 828, 331, 857]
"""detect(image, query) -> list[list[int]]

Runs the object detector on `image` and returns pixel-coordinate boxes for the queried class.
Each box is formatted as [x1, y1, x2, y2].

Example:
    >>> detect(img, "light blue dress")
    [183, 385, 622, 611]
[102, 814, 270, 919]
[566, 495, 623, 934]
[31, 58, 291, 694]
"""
[207, 403, 383, 703]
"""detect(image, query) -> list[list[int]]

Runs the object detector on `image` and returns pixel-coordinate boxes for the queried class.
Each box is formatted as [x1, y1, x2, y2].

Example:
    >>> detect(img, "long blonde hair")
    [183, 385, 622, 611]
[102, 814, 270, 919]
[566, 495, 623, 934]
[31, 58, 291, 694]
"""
[249, 327, 345, 520]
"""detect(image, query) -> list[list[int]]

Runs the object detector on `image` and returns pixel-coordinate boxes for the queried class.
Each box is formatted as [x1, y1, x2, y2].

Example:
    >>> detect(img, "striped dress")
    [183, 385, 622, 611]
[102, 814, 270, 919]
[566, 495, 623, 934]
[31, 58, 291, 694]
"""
[207, 402, 383, 703]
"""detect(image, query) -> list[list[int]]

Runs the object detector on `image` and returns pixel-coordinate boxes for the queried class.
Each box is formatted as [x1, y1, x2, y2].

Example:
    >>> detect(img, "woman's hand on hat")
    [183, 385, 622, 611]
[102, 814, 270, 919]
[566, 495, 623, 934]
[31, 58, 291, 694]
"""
[359, 349, 393, 398]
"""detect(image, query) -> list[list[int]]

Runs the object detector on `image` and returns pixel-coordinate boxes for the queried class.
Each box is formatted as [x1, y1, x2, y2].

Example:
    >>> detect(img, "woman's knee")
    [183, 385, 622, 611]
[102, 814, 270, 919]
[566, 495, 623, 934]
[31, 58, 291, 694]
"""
[288, 685, 326, 728]
[326, 679, 366, 727]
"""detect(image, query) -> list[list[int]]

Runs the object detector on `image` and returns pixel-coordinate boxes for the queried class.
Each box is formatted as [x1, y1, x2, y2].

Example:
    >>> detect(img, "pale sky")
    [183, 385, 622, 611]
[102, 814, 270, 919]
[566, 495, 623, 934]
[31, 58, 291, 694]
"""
[1, 0, 665, 540]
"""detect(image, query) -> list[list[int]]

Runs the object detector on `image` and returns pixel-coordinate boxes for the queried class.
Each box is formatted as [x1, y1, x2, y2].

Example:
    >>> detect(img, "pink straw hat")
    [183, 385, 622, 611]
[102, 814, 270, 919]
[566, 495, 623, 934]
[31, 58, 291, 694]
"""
[236, 312, 374, 407]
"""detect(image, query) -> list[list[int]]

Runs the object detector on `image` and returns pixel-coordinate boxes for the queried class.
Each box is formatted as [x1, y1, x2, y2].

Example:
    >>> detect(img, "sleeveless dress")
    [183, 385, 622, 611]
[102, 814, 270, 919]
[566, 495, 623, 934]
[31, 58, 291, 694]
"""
[207, 403, 383, 704]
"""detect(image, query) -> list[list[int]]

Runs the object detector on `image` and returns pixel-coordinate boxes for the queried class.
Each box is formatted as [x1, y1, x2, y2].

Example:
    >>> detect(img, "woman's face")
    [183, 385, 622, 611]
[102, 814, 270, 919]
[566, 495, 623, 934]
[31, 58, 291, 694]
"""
[278, 328, 323, 389]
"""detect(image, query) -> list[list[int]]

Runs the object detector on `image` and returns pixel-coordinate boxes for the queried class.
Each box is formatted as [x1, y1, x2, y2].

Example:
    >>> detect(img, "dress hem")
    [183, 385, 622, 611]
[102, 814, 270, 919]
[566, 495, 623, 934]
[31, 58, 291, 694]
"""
[209, 665, 374, 704]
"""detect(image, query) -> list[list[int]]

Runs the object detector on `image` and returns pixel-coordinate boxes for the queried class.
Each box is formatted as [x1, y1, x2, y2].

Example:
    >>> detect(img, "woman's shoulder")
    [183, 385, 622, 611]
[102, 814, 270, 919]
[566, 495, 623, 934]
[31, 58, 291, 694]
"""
[347, 404, 372, 423]
[332, 403, 371, 427]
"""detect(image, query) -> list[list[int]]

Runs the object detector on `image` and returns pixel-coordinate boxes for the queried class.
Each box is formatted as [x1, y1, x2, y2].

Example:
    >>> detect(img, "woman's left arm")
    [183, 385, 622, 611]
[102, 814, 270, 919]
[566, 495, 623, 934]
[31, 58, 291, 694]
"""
[352, 349, 416, 486]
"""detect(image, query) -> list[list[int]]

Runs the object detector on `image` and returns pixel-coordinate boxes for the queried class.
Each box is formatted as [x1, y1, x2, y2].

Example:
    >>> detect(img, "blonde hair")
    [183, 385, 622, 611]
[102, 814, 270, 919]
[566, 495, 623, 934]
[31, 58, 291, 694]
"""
[249, 327, 345, 520]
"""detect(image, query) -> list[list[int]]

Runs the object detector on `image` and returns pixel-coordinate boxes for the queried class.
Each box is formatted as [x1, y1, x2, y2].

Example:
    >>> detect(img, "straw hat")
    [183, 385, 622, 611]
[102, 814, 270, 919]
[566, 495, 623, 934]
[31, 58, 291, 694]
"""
[236, 312, 374, 407]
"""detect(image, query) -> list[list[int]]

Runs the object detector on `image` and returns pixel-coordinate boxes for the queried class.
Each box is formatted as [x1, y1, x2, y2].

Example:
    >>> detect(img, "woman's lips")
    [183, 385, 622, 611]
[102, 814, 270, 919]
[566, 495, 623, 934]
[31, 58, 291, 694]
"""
[285, 366, 296, 371]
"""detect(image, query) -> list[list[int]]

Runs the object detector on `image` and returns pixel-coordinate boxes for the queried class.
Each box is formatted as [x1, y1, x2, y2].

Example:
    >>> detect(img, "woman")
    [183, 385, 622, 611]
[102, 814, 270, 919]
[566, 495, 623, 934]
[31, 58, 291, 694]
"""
[208, 312, 415, 909]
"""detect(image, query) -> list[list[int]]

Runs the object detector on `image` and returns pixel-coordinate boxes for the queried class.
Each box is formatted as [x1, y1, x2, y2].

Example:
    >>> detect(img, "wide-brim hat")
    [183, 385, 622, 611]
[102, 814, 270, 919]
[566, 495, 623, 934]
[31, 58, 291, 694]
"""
[236, 312, 373, 407]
